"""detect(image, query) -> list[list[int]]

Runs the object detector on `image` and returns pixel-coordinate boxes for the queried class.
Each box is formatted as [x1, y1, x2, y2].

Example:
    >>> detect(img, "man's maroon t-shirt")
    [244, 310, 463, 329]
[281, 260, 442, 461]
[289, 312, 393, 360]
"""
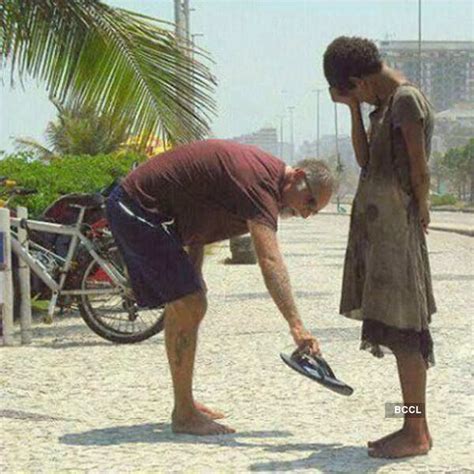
[122, 139, 286, 245]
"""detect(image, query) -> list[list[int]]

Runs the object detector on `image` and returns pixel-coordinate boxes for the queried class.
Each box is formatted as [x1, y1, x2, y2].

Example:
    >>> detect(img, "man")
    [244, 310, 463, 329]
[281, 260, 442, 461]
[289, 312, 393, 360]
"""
[106, 139, 334, 436]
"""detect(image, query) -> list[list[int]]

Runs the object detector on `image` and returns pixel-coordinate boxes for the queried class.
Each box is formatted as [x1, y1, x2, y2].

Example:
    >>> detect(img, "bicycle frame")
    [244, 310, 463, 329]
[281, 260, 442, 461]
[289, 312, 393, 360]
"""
[10, 206, 128, 303]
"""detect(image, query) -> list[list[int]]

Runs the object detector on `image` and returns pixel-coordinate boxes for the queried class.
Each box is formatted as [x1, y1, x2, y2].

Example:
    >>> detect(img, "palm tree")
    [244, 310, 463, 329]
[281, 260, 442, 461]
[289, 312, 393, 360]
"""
[0, 0, 216, 147]
[14, 101, 131, 159]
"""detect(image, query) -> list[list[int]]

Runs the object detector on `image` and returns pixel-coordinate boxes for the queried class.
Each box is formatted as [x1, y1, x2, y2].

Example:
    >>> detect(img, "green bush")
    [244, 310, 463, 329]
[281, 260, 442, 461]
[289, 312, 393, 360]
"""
[431, 193, 458, 207]
[0, 151, 147, 216]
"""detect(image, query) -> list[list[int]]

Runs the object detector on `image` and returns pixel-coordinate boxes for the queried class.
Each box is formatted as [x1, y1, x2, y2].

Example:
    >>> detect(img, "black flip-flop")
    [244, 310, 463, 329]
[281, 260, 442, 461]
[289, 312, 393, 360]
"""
[280, 349, 354, 396]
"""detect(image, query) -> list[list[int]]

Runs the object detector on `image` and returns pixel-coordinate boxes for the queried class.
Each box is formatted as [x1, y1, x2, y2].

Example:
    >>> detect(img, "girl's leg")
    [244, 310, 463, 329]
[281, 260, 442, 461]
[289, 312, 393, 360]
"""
[369, 349, 431, 458]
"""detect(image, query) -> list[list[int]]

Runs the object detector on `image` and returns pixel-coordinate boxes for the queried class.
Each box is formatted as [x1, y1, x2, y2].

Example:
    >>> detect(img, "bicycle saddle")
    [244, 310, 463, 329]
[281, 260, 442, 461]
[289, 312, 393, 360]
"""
[64, 193, 105, 210]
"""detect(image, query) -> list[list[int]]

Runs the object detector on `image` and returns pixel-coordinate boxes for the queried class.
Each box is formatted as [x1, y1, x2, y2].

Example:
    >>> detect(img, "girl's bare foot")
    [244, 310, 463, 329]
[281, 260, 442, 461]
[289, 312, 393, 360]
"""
[194, 401, 225, 419]
[368, 431, 430, 459]
[172, 409, 235, 436]
[368, 426, 432, 449]
[368, 429, 403, 449]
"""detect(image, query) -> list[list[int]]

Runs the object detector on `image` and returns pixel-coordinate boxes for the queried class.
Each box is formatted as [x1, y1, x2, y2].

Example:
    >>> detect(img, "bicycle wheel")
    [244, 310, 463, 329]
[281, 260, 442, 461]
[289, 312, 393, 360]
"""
[77, 245, 165, 343]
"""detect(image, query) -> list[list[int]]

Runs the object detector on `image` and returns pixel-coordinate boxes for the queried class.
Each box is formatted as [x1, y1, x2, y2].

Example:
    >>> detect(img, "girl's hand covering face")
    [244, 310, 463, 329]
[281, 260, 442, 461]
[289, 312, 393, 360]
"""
[329, 86, 358, 106]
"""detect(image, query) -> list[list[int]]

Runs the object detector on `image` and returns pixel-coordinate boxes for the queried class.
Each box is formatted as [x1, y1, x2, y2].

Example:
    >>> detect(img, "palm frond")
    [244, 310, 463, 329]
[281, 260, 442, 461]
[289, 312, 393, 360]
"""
[13, 136, 55, 161]
[1, 0, 217, 146]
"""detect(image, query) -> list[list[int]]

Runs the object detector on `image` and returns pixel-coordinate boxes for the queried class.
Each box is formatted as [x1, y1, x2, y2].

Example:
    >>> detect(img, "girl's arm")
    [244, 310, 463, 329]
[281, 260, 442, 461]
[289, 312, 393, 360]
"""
[400, 121, 430, 233]
[329, 88, 369, 168]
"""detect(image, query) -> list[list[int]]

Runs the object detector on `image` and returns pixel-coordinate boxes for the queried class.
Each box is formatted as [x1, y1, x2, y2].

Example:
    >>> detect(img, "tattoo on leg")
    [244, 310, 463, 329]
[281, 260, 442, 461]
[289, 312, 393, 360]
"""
[175, 330, 191, 367]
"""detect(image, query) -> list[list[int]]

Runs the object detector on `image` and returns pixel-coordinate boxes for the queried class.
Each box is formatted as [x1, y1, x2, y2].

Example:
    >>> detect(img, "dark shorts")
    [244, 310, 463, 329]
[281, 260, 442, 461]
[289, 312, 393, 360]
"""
[106, 185, 202, 307]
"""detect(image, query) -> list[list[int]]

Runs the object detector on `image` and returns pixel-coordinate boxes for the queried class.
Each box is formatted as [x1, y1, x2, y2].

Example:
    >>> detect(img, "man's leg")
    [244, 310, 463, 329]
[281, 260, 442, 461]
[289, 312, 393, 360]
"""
[165, 291, 235, 435]
[160, 307, 224, 420]
[369, 350, 430, 458]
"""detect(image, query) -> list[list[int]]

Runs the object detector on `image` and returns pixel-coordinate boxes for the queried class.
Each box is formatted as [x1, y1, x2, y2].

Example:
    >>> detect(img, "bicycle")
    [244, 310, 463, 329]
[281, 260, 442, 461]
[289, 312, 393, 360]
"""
[2, 178, 165, 343]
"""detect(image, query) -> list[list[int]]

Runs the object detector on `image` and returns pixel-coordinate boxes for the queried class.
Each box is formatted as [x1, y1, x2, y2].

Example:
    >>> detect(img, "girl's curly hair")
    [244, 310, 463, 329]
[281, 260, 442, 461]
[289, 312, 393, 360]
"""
[323, 36, 383, 92]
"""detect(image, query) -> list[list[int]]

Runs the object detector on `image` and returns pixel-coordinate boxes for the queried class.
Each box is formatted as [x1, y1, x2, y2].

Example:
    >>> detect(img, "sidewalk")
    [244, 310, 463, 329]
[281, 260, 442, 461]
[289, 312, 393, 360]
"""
[1, 215, 473, 472]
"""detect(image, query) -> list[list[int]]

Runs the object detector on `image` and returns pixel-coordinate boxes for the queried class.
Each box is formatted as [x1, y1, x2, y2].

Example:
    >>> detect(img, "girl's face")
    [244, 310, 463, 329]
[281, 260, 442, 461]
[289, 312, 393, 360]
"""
[348, 76, 378, 105]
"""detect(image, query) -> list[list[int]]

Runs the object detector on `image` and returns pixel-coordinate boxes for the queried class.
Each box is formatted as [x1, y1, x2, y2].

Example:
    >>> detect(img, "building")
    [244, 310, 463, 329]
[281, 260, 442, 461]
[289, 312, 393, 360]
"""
[298, 135, 356, 170]
[436, 103, 474, 131]
[230, 127, 293, 163]
[379, 40, 474, 111]
[434, 103, 474, 151]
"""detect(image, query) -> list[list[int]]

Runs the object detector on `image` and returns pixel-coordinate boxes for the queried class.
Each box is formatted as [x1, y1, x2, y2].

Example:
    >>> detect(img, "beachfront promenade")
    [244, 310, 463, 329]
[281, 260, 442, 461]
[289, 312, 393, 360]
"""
[1, 211, 473, 472]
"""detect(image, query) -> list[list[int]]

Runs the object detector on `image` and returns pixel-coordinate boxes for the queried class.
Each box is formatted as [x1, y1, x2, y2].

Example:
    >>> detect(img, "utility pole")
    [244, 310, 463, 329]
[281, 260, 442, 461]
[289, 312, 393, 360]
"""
[174, 0, 186, 46]
[418, 0, 422, 86]
[183, 0, 191, 48]
[288, 106, 295, 164]
[334, 103, 341, 212]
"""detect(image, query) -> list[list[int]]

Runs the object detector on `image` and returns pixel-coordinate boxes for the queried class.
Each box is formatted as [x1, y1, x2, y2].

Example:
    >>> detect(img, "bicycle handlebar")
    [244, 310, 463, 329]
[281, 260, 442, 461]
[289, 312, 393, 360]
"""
[0, 176, 37, 196]
[15, 188, 38, 196]
[0, 177, 17, 187]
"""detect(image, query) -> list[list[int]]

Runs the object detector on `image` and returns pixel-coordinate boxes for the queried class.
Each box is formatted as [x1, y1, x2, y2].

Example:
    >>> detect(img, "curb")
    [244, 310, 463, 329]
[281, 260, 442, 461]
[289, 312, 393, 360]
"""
[320, 213, 474, 237]
[431, 207, 474, 214]
[429, 224, 474, 237]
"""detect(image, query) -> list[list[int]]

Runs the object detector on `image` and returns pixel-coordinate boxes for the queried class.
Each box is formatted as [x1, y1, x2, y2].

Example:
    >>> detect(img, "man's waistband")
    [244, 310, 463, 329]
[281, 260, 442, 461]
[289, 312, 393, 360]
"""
[110, 185, 175, 232]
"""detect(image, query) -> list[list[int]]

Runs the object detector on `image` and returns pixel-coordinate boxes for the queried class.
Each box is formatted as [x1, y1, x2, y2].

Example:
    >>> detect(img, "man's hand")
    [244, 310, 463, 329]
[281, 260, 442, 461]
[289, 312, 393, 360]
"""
[290, 324, 321, 356]
[419, 200, 430, 234]
[329, 86, 358, 107]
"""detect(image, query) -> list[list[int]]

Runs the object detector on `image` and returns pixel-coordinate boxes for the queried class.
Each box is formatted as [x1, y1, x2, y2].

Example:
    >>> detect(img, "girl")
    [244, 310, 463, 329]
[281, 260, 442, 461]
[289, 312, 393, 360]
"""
[324, 36, 436, 459]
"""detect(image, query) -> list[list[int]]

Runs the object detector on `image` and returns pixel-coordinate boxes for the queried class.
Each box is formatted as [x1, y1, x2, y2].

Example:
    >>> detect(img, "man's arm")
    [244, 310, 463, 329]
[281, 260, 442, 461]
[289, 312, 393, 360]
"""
[400, 120, 430, 233]
[247, 220, 320, 354]
[187, 244, 207, 291]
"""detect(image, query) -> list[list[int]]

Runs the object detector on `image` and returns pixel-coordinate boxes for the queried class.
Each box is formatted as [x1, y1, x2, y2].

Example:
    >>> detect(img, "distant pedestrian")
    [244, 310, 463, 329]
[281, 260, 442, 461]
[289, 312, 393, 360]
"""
[324, 36, 436, 458]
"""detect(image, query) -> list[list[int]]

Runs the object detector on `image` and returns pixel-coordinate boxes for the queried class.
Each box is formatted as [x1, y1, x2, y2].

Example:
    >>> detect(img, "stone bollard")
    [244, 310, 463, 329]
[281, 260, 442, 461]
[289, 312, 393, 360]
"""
[0, 207, 14, 345]
[228, 235, 257, 264]
[17, 207, 32, 344]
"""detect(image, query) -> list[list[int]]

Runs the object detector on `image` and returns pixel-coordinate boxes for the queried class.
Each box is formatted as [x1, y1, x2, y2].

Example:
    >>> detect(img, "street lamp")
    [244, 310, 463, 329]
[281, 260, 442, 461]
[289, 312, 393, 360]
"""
[334, 103, 345, 213]
[280, 90, 289, 162]
[191, 33, 204, 58]
[288, 106, 295, 165]
[278, 114, 285, 159]
[313, 88, 323, 158]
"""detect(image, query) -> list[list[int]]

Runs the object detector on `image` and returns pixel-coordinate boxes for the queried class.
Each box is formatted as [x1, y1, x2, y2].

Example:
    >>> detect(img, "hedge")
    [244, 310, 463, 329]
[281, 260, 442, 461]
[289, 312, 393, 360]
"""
[0, 151, 147, 216]
[431, 193, 458, 207]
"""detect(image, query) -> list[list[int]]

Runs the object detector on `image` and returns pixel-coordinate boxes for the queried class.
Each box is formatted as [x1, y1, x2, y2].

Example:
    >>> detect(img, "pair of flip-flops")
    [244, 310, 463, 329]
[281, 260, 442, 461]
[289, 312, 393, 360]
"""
[280, 348, 354, 396]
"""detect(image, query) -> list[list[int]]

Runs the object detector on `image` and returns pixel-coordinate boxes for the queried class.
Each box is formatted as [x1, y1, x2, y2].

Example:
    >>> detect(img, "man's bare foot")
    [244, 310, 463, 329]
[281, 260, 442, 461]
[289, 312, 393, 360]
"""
[368, 431, 430, 459]
[194, 401, 225, 419]
[368, 428, 433, 449]
[172, 409, 235, 436]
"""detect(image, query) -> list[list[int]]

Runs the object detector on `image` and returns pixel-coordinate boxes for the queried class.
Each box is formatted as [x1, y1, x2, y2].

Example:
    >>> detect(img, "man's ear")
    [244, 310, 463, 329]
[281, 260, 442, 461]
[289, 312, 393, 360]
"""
[294, 169, 307, 191]
[293, 168, 306, 180]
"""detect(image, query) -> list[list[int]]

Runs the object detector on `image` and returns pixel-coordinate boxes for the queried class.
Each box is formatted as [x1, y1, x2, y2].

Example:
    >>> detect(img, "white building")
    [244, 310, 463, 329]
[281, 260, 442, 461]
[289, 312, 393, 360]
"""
[379, 40, 474, 112]
[230, 127, 293, 163]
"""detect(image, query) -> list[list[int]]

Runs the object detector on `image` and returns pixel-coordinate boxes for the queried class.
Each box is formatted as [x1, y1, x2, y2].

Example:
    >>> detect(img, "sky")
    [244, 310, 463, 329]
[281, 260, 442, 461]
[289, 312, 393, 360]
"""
[0, 0, 473, 153]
